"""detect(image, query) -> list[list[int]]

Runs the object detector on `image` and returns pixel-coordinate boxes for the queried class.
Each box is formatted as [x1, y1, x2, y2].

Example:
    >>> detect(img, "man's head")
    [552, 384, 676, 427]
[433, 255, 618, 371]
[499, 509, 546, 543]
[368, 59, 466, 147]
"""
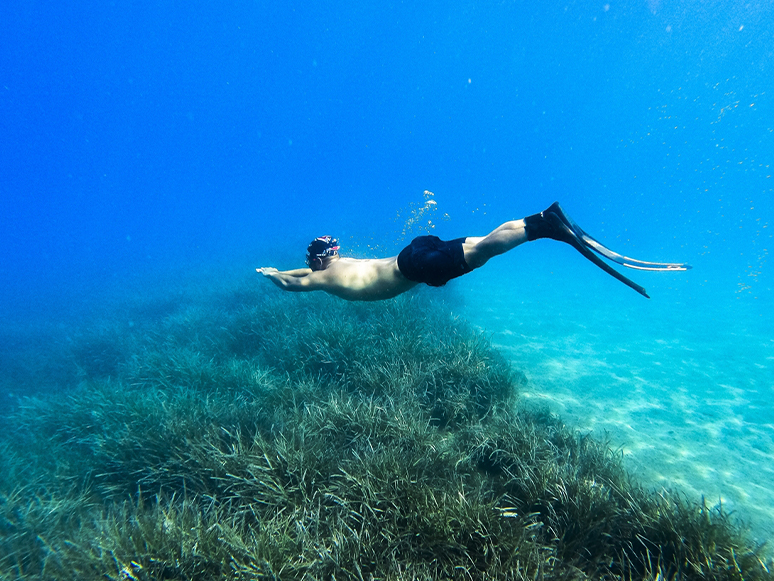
[306, 236, 340, 271]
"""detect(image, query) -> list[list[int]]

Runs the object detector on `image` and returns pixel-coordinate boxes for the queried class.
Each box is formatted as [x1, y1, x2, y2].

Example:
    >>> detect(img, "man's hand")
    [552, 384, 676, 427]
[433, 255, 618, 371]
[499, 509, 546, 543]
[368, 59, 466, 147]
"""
[256, 267, 278, 276]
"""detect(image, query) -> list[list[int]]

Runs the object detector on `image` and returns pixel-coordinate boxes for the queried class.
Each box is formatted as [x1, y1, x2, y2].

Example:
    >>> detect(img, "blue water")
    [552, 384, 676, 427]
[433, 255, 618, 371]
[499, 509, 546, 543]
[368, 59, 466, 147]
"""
[1, 0, 772, 535]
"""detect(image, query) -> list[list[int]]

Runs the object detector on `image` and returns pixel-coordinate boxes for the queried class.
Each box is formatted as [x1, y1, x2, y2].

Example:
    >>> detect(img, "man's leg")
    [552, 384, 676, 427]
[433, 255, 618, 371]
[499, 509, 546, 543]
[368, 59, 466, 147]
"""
[459, 203, 689, 297]
[462, 219, 528, 269]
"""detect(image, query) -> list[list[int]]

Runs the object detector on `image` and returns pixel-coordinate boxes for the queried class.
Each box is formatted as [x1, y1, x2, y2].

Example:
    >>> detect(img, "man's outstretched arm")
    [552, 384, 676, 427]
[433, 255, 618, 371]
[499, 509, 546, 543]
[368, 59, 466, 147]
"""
[271, 267, 312, 277]
[256, 267, 320, 293]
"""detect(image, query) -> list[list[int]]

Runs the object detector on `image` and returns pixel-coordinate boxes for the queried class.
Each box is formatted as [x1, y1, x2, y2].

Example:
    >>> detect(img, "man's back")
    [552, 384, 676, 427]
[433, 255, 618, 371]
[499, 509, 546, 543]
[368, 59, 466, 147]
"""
[312, 257, 417, 301]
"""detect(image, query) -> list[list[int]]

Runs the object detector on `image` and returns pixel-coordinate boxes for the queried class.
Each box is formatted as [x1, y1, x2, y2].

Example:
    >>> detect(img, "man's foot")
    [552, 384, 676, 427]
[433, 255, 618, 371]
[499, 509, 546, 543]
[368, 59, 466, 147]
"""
[525, 202, 599, 250]
[524, 202, 691, 298]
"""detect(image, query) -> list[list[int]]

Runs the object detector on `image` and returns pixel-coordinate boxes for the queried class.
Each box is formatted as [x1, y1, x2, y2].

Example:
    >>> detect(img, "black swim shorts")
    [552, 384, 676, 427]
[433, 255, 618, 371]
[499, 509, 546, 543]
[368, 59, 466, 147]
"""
[397, 235, 472, 287]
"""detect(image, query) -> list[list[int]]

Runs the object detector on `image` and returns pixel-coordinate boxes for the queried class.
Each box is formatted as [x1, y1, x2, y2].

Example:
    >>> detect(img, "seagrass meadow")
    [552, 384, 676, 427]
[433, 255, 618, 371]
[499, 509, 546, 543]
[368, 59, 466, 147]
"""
[0, 284, 771, 581]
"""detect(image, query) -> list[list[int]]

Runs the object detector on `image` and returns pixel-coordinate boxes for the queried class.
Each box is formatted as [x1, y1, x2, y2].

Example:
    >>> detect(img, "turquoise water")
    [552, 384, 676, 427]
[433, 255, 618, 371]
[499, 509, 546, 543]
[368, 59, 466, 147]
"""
[455, 254, 773, 541]
[1, 0, 772, 544]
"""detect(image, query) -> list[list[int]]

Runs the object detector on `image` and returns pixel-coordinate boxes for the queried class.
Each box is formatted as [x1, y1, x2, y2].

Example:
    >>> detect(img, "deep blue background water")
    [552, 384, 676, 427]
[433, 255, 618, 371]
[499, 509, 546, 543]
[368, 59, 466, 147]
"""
[2, 0, 771, 324]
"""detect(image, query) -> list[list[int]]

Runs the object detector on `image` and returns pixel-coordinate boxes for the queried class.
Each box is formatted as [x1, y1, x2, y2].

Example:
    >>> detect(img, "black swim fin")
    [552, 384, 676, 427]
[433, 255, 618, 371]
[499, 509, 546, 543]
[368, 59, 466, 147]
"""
[525, 202, 692, 299]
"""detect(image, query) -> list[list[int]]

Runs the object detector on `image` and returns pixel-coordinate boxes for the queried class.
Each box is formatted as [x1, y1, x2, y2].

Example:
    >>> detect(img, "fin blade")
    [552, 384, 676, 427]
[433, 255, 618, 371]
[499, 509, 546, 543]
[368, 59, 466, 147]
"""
[581, 234, 692, 271]
[543, 212, 650, 298]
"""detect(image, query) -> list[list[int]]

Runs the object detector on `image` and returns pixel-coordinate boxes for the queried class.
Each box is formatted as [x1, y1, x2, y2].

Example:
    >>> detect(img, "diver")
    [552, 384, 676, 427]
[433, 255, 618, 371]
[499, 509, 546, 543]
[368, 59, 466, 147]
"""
[256, 202, 691, 301]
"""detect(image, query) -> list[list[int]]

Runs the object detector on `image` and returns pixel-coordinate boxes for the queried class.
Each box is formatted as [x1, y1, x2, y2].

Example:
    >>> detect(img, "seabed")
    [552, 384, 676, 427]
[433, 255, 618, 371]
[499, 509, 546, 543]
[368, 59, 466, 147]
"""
[0, 283, 771, 580]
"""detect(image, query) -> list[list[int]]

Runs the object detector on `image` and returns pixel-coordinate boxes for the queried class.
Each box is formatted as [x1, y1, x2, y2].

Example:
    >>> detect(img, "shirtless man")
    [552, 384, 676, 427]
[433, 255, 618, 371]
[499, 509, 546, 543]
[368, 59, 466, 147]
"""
[257, 202, 690, 301]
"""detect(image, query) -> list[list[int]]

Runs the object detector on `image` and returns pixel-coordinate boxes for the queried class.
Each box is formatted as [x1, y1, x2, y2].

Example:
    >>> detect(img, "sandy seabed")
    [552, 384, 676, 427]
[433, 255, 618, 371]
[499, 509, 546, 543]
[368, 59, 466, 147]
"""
[452, 257, 774, 543]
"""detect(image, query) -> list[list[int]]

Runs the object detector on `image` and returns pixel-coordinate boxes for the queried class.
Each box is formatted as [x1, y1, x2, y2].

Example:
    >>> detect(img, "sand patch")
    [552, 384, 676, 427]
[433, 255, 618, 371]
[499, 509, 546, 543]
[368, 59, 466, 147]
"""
[453, 267, 774, 542]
